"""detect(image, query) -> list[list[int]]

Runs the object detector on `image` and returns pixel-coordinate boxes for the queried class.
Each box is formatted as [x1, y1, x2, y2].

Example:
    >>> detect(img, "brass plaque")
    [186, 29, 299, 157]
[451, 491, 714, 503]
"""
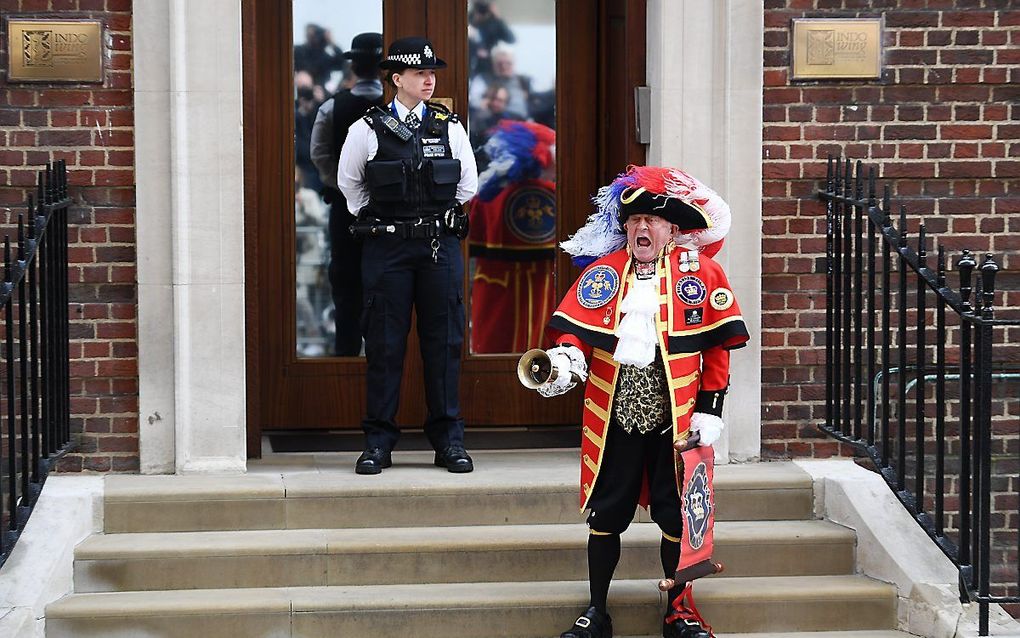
[6, 19, 103, 82]
[792, 18, 882, 80]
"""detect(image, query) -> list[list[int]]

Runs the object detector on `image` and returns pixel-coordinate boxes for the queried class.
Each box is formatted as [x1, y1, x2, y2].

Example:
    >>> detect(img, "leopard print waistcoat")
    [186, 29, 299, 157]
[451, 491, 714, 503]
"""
[611, 349, 670, 435]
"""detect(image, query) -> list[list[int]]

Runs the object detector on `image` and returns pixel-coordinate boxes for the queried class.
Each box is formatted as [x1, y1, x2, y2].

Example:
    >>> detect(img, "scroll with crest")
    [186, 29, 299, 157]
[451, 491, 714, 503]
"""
[677, 444, 721, 581]
[660, 444, 723, 592]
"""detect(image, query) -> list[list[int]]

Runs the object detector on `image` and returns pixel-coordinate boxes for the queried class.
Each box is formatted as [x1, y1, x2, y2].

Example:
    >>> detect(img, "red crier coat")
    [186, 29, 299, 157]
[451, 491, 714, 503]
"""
[468, 178, 557, 353]
[547, 247, 749, 511]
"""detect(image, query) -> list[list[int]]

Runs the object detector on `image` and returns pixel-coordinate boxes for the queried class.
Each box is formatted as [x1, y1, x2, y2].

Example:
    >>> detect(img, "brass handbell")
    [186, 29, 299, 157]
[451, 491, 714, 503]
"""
[517, 349, 557, 389]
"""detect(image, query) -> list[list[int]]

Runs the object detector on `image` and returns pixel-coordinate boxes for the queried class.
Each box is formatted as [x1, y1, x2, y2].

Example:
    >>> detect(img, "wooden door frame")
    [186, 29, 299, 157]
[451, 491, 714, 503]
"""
[243, 0, 646, 458]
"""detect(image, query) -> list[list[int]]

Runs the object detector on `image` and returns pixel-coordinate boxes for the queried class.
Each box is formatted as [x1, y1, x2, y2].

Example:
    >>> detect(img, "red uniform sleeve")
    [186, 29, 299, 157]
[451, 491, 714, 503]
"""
[551, 331, 593, 361]
[699, 345, 730, 392]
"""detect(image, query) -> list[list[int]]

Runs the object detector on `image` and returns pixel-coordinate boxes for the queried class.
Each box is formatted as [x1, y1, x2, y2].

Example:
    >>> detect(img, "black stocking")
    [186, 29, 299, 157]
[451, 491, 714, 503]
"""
[587, 532, 621, 612]
[660, 535, 683, 610]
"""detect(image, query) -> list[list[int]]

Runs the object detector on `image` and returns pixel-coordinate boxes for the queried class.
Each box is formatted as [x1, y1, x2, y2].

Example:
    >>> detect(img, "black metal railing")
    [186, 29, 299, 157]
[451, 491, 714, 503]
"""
[820, 156, 1020, 635]
[0, 161, 72, 567]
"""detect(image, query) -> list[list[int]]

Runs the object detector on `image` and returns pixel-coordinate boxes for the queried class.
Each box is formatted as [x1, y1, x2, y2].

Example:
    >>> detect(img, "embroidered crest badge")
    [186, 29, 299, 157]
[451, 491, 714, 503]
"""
[683, 461, 713, 551]
[709, 287, 734, 311]
[505, 187, 556, 244]
[576, 265, 620, 309]
[675, 275, 706, 306]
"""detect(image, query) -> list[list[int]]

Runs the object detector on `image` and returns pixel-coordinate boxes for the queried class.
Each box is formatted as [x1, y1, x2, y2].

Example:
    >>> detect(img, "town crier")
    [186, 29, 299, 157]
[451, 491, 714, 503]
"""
[522, 166, 748, 638]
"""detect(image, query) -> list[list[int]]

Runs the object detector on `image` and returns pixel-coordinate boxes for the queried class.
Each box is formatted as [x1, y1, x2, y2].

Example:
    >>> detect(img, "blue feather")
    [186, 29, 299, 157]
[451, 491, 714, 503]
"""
[476, 124, 542, 202]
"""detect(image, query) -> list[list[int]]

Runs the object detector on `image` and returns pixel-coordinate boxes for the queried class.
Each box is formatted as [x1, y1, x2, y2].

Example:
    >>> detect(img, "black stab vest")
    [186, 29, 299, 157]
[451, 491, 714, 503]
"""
[363, 105, 461, 219]
[331, 90, 383, 159]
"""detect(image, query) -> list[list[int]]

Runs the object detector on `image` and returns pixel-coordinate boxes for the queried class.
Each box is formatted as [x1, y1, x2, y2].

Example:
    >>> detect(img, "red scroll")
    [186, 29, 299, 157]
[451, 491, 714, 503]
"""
[660, 444, 722, 634]
[678, 444, 717, 578]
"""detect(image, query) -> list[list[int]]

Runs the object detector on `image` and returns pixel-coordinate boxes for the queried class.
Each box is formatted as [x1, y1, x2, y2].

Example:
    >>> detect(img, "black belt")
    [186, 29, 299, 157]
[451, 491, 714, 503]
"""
[350, 215, 445, 239]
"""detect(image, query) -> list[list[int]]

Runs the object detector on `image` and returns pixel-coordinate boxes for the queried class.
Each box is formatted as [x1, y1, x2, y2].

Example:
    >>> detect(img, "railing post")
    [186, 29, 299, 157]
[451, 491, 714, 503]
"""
[934, 245, 947, 538]
[842, 159, 853, 437]
[977, 254, 997, 636]
[865, 167, 877, 447]
[825, 155, 835, 432]
[17, 216, 30, 510]
[58, 161, 70, 448]
[915, 225, 927, 514]
[27, 203, 40, 486]
[897, 204, 908, 492]
[4, 237, 17, 535]
[958, 249, 976, 587]
[853, 160, 865, 441]
[881, 186, 892, 468]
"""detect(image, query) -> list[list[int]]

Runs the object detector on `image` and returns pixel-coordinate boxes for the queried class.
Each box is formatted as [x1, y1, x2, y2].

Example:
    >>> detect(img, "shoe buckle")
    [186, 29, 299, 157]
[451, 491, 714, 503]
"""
[575, 616, 591, 628]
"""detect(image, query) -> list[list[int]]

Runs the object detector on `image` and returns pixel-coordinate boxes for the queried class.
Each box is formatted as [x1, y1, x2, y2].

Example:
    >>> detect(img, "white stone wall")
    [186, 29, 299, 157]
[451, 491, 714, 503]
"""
[647, 0, 764, 462]
[134, 0, 246, 473]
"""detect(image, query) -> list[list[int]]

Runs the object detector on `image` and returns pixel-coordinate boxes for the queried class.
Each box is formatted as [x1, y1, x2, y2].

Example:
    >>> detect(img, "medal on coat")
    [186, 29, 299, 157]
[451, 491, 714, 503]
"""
[678, 250, 701, 273]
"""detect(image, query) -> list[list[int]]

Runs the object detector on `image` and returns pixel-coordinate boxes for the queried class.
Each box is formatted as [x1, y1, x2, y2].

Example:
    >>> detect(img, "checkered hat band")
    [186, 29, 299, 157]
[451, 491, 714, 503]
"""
[388, 53, 430, 65]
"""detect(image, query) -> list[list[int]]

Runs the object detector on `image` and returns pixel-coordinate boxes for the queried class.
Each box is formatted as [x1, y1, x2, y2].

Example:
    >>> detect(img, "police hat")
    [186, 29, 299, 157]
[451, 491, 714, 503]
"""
[617, 187, 711, 232]
[343, 32, 383, 62]
[379, 36, 447, 71]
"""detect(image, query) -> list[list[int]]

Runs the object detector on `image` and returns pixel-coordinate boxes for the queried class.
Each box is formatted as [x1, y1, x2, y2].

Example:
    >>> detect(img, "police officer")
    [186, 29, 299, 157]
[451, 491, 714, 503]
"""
[310, 32, 385, 356]
[338, 37, 478, 475]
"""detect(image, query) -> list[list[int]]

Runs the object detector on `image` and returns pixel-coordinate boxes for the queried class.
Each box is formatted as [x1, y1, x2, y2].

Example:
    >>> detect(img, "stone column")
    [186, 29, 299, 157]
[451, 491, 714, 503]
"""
[647, 0, 764, 461]
[134, 0, 247, 473]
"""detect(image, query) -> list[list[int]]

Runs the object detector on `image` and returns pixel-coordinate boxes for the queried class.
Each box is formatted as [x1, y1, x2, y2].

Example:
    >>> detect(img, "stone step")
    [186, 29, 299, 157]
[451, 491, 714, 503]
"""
[622, 633, 918, 638]
[73, 519, 854, 592]
[713, 633, 918, 638]
[46, 575, 896, 638]
[102, 454, 815, 532]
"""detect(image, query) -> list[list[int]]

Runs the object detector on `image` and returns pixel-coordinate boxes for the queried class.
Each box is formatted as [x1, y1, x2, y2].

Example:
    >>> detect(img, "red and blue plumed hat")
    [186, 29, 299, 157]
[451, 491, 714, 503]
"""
[561, 165, 732, 268]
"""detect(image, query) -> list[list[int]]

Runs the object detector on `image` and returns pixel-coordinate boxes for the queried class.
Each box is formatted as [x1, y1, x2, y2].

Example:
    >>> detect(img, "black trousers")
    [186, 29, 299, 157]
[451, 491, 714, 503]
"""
[327, 197, 364, 356]
[585, 420, 684, 539]
[359, 233, 465, 452]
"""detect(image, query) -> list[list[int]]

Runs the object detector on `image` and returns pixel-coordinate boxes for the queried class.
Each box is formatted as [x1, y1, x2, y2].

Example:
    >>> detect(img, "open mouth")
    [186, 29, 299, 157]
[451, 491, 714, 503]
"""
[636, 237, 652, 248]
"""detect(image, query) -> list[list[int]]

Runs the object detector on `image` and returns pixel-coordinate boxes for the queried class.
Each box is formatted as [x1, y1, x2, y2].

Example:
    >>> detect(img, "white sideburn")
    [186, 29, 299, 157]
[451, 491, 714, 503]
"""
[613, 274, 659, 368]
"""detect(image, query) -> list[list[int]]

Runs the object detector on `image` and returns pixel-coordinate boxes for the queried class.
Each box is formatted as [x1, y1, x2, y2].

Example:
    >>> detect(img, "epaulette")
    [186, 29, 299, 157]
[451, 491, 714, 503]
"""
[362, 106, 377, 127]
[426, 101, 459, 123]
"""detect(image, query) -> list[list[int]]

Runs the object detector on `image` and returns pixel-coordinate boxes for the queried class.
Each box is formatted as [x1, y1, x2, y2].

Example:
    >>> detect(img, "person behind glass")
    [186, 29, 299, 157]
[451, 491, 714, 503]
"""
[311, 32, 385, 356]
[338, 37, 478, 475]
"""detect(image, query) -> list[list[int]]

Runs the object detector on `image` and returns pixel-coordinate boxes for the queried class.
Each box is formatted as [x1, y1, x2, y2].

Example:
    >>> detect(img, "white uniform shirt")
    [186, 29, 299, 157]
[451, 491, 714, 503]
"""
[337, 98, 478, 217]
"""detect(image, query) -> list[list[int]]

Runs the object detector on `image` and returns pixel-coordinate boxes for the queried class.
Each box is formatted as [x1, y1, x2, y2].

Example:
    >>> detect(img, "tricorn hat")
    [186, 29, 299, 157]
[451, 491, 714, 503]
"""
[616, 186, 710, 232]
[561, 165, 732, 267]
[343, 32, 383, 62]
[379, 36, 447, 71]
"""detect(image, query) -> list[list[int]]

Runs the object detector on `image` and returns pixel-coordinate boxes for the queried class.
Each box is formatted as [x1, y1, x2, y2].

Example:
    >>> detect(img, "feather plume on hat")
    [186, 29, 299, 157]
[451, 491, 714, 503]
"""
[561, 165, 731, 267]
[475, 121, 555, 202]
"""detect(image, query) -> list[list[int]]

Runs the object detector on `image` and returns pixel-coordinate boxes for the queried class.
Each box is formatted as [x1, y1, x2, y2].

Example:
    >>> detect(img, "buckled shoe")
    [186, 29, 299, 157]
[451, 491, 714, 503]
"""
[355, 447, 391, 475]
[662, 615, 711, 638]
[434, 445, 474, 473]
[560, 605, 612, 638]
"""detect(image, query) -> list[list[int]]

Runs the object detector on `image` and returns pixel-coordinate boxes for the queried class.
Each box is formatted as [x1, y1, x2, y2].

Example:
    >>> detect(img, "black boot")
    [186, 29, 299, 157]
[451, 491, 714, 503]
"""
[355, 447, 391, 475]
[560, 605, 613, 638]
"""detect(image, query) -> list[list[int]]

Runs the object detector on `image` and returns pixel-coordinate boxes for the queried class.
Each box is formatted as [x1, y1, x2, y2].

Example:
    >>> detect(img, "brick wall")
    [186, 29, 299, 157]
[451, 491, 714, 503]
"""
[761, 1, 1018, 456]
[0, 0, 137, 471]
[763, 0, 1019, 613]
